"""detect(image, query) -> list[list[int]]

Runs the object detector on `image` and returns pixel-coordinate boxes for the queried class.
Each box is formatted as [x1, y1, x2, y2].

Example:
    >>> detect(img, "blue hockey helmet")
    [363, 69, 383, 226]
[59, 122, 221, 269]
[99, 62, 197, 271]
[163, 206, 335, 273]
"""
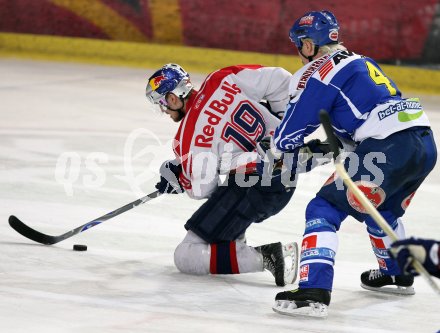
[289, 11, 339, 49]
[146, 63, 193, 111]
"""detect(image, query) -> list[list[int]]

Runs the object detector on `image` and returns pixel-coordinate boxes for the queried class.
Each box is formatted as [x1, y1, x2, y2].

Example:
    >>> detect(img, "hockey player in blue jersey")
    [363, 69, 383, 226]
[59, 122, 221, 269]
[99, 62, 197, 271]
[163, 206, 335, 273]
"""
[258, 10, 437, 317]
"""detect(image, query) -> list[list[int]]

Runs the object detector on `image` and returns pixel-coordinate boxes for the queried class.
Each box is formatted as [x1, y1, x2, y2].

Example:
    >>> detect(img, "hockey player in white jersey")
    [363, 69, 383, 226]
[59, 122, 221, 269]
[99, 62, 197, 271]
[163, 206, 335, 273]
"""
[256, 11, 437, 316]
[145, 63, 299, 286]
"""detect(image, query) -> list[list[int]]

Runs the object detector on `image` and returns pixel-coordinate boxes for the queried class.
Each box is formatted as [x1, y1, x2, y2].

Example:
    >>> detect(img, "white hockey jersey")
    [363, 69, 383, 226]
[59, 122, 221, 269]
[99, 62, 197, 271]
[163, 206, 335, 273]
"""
[172, 65, 291, 199]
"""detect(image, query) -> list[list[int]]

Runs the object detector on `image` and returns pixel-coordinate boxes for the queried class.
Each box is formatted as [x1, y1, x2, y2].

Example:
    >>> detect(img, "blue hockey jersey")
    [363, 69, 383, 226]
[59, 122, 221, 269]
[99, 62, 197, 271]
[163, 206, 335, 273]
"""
[274, 50, 431, 152]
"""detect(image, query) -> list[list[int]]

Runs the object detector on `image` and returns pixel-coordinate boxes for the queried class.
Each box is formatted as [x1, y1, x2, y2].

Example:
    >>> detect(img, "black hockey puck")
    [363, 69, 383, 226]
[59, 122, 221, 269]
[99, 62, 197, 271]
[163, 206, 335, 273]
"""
[73, 244, 87, 251]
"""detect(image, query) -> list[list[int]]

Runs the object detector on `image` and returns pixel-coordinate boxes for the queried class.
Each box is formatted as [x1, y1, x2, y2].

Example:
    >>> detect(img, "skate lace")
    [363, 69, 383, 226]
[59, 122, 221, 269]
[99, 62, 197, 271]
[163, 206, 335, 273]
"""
[263, 257, 276, 274]
[368, 269, 384, 280]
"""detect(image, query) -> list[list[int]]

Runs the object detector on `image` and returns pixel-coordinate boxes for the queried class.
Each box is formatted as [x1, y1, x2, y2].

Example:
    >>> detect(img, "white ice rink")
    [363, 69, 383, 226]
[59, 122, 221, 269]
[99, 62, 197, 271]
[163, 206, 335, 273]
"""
[0, 59, 439, 333]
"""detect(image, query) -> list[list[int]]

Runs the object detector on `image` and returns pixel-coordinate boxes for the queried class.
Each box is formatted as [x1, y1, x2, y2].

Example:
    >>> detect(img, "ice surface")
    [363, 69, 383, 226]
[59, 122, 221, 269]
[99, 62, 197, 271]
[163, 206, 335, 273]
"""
[0, 59, 439, 333]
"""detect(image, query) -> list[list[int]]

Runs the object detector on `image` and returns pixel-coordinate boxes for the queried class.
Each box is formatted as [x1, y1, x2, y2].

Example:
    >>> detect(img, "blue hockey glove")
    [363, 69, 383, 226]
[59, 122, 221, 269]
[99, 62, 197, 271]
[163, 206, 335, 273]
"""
[155, 159, 185, 194]
[388, 237, 440, 278]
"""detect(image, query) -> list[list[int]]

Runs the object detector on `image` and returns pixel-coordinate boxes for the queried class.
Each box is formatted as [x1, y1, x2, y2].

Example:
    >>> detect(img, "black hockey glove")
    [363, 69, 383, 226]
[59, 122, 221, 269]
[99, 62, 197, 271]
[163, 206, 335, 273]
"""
[256, 137, 341, 178]
[283, 139, 340, 174]
[259, 100, 284, 120]
[256, 136, 283, 179]
[304, 139, 332, 155]
[388, 237, 440, 278]
[155, 159, 185, 194]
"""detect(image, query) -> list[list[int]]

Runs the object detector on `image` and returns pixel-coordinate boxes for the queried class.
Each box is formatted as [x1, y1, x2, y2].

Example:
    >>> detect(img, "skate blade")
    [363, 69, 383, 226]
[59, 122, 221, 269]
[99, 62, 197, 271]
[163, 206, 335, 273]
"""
[283, 242, 299, 285]
[272, 300, 328, 318]
[360, 283, 415, 295]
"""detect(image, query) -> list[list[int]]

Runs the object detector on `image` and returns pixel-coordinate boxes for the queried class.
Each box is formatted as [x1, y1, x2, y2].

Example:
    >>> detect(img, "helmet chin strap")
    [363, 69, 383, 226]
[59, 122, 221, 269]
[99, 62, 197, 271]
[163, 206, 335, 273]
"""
[299, 44, 320, 62]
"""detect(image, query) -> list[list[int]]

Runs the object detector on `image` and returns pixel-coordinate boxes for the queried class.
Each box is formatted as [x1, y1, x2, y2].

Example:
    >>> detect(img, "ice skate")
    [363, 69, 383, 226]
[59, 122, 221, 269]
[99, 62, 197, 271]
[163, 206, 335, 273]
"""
[282, 241, 299, 285]
[255, 241, 298, 286]
[360, 269, 415, 295]
[272, 288, 331, 318]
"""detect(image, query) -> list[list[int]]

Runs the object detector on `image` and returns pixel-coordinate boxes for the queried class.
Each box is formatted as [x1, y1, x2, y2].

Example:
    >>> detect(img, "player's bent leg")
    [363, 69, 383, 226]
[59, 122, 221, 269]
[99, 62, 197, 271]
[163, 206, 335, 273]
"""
[210, 239, 299, 285]
[361, 215, 415, 295]
[180, 175, 295, 284]
[175, 231, 298, 285]
[174, 231, 249, 275]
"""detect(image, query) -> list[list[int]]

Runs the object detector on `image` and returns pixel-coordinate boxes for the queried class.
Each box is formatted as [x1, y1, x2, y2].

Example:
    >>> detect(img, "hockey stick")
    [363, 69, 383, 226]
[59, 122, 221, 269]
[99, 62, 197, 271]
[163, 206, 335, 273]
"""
[319, 109, 440, 295]
[9, 190, 162, 245]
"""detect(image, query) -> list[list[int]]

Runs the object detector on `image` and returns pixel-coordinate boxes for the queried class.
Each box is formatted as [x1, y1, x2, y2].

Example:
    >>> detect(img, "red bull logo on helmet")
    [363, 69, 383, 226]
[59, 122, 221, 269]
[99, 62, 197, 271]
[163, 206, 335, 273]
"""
[149, 74, 166, 91]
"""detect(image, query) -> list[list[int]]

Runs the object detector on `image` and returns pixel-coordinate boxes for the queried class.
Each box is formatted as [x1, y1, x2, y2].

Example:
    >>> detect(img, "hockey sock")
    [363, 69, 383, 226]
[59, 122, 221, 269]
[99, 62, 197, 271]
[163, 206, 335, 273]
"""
[366, 217, 406, 275]
[298, 218, 338, 290]
[210, 241, 240, 274]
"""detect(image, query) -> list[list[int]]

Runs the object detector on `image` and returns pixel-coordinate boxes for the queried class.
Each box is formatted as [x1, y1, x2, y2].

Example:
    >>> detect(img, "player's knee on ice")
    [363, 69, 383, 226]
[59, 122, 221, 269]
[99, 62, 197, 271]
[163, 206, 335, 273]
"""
[174, 231, 211, 275]
[174, 231, 264, 275]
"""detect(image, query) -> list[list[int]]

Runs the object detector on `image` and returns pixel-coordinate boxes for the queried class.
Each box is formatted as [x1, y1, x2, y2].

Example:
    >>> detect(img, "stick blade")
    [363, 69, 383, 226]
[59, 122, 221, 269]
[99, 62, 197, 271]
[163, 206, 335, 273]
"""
[9, 215, 58, 245]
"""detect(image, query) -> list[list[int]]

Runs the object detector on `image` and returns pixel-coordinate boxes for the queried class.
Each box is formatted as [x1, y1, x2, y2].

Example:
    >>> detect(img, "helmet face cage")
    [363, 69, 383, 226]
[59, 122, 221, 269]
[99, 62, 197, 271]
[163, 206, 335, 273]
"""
[146, 63, 193, 112]
[146, 89, 169, 111]
[289, 10, 339, 49]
